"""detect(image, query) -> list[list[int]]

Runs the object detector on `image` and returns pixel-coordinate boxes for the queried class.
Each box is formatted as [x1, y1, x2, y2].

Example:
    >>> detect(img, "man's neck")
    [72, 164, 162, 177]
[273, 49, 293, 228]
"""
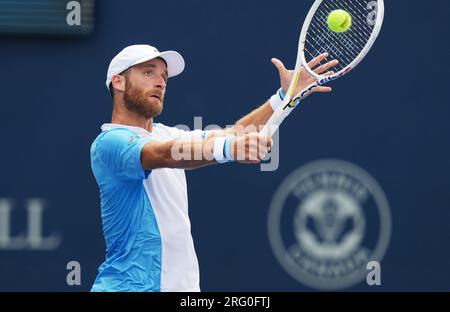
[111, 101, 153, 133]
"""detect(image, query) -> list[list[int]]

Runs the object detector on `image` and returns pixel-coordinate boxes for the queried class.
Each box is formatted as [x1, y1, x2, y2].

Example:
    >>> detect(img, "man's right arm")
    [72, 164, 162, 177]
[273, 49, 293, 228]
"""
[140, 132, 272, 170]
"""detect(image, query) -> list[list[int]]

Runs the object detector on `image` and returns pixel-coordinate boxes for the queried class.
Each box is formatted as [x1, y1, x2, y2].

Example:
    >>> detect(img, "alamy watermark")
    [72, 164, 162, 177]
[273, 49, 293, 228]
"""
[366, 260, 381, 286]
[66, 261, 81, 286]
[66, 1, 81, 26]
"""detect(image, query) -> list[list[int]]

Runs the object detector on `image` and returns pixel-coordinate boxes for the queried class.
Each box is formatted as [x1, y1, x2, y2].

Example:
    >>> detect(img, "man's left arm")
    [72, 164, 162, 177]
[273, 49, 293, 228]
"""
[207, 54, 338, 137]
[234, 100, 274, 129]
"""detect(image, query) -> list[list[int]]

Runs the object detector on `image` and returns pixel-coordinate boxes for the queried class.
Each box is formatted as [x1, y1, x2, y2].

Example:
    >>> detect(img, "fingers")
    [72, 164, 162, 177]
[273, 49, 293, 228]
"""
[314, 60, 339, 75]
[303, 86, 332, 98]
[307, 53, 329, 68]
[276, 54, 336, 74]
[236, 133, 273, 164]
[258, 135, 273, 160]
[314, 86, 332, 93]
[271, 58, 287, 73]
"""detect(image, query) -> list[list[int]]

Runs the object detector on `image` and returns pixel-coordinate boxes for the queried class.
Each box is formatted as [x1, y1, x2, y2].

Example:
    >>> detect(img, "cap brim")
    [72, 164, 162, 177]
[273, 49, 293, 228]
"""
[131, 50, 185, 78]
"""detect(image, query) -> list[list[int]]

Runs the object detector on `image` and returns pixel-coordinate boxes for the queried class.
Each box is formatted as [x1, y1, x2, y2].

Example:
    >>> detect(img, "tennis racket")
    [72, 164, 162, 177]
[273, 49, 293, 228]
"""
[260, 0, 385, 137]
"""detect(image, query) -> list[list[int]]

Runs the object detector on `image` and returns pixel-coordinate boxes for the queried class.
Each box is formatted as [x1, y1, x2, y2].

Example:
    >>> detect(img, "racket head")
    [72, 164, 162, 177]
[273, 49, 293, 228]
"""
[299, 0, 385, 81]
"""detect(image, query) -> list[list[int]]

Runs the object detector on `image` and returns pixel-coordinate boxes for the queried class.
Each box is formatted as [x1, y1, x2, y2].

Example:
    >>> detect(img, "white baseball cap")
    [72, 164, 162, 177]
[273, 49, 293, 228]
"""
[106, 44, 185, 90]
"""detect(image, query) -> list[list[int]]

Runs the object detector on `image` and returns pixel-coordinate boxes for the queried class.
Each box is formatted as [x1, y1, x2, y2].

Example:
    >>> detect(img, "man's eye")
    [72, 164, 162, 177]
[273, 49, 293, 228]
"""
[144, 71, 154, 76]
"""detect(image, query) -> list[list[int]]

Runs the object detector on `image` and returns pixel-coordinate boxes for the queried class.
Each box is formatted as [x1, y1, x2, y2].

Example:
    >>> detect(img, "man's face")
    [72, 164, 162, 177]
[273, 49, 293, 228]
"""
[122, 58, 168, 118]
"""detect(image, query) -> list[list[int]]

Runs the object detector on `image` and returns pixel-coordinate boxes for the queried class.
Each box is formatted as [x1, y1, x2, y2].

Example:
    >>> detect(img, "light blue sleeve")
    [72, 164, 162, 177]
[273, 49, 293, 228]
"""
[92, 128, 151, 181]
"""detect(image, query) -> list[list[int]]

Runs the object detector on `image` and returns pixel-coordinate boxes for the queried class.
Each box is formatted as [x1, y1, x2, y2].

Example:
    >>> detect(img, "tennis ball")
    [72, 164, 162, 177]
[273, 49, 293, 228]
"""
[327, 9, 352, 33]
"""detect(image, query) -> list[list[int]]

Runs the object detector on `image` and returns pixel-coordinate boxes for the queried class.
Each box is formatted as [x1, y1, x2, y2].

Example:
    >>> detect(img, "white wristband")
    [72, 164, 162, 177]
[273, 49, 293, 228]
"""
[213, 137, 228, 163]
[269, 88, 285, 111]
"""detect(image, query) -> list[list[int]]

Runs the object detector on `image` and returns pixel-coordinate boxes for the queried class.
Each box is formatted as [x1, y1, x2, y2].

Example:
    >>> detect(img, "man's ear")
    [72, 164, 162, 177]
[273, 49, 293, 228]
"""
[111, 74, 126, 93]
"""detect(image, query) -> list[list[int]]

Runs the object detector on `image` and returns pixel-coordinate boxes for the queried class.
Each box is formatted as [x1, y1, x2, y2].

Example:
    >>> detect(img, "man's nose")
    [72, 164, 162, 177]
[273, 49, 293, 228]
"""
[155, 76, 166, 89]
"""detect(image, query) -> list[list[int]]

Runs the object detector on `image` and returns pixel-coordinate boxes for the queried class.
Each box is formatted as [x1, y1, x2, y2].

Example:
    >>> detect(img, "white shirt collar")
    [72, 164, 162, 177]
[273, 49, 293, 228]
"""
[101, 123, 152, 137]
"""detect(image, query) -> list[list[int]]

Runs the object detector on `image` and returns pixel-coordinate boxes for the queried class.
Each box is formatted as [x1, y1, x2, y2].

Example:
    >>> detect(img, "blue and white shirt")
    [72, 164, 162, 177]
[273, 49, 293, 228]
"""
[90, 123, 203, 292]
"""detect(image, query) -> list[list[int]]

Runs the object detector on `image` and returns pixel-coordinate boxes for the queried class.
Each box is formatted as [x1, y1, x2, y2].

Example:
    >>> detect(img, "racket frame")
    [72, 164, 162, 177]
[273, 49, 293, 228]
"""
[261, 0, 384, 137]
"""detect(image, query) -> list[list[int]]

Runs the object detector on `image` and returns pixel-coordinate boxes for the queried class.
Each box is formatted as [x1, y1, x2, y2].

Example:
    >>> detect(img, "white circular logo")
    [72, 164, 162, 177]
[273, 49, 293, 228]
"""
[268, 159, 392, 290]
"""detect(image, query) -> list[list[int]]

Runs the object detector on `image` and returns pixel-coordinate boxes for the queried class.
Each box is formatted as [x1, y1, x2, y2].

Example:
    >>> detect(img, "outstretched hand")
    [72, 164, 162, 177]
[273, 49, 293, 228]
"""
[271, 53, 339, 98]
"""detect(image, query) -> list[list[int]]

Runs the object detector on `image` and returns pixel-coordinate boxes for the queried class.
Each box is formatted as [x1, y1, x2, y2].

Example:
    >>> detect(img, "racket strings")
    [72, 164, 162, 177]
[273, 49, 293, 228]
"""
[307, 24, 355, 70]
[316, 7, 368, 49]
[304, 0, 376, 72]
[314, 8, 368, 57]
[306, 22, 358, 71]
[316, 1, 371, 56]
[322, 0, 374, 44]
[306, 26, 356, 72]
[310, 21, 355, 62]
[314, 20, 360, 62]
[328, 1, 373, 38]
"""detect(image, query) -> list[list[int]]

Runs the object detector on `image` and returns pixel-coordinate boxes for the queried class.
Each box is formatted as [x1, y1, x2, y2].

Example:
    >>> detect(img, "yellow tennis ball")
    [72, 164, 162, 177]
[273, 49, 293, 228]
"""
[327, 9, 352, 33]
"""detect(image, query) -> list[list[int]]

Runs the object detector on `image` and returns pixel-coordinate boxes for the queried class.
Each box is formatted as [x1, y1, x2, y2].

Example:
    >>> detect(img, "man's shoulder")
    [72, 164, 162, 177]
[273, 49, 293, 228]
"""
[91, 127, 144, 154]
[153, 123, 184, 138]
[154, 122, 176, 131]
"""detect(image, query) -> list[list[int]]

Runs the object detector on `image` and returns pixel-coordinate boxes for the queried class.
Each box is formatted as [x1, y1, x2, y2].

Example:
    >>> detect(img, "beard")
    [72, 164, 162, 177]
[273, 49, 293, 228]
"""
[123, 80, 164, 119]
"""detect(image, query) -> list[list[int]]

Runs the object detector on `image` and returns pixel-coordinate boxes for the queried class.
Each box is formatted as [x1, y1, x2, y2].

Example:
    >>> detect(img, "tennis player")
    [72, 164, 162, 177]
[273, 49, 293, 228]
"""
[90, 44, 336, 292]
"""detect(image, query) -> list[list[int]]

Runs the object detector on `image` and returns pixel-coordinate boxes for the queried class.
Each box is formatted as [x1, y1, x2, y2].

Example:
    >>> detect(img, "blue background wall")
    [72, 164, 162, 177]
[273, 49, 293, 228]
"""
[0, 0, 449, 291]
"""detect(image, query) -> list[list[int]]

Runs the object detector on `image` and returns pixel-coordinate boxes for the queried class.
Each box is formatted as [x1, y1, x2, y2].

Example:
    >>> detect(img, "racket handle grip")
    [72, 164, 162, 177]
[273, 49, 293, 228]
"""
[260, 106, 289, 138]
[260, 81, 318, 137]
